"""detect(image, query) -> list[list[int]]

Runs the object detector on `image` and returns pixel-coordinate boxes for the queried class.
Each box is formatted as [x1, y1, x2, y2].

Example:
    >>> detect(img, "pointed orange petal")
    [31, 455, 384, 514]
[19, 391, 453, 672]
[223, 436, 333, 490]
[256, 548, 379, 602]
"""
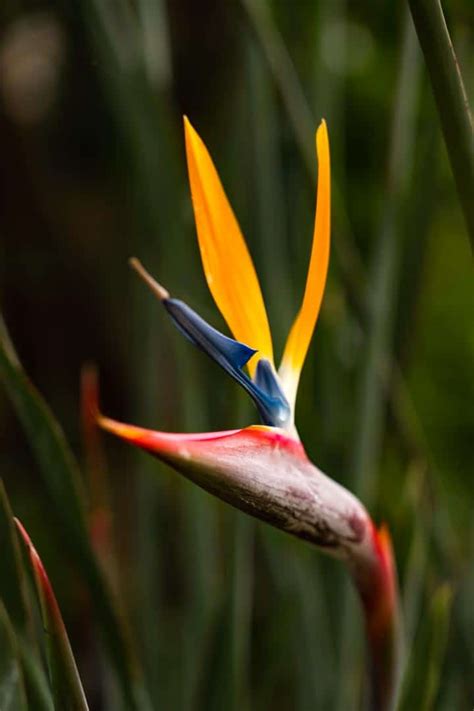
[279, 120, 331, 407]
[184, 116, 273, 375]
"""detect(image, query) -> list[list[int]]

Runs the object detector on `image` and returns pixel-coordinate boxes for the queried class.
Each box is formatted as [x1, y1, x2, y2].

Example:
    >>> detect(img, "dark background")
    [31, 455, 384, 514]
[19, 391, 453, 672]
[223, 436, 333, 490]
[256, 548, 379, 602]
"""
[0, 0, 473, 708]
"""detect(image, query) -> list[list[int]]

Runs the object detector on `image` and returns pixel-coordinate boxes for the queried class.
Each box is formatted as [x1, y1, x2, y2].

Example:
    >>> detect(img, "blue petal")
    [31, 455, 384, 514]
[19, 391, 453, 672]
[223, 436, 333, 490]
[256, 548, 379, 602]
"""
[254, 359, 291, 428]
[164, 299, 257, 369]
[254, 358, 287, 402]
[162, 298, 291, 429]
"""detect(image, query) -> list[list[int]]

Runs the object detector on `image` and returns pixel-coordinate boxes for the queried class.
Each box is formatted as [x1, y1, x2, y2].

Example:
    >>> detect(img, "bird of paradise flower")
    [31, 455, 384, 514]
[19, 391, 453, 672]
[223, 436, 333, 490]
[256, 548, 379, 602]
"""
[91, 117, 401, 710]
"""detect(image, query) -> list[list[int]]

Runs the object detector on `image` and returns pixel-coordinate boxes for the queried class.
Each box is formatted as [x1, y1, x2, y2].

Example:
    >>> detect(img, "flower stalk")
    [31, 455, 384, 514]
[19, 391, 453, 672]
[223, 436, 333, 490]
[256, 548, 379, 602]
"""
[408, 0, 474, 249]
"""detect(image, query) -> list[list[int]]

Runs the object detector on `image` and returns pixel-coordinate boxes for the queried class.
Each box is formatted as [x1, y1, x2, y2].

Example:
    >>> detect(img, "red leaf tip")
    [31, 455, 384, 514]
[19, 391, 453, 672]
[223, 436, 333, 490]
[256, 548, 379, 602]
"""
[14, 517, 60, 615]
[365, 521, 398, 642]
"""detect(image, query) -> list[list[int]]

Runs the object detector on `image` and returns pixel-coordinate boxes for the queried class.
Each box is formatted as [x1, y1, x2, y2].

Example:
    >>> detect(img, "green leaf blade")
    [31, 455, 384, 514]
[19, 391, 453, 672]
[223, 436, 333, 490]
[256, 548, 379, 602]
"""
[0, 481, 32, 637]
[0, 602, 28, 711]
[15, 518, 90, 711]
[0, 315, 151, 709]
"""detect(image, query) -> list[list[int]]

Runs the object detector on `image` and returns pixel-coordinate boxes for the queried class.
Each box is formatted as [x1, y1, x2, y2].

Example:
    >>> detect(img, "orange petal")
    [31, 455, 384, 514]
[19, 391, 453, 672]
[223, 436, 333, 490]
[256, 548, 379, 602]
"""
[279, 120, 331, 407]
[184, 116, 273, 375]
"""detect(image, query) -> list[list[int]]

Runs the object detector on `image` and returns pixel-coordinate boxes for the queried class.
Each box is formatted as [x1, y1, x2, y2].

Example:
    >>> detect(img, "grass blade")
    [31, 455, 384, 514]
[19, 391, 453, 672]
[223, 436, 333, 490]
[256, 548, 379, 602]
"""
[0, 602, 28, 711]
[0, 317, 88, 539]
[408, 0, 474, 248]
[17, 642, 54, 711]
[0, 481, 32, 636]
[241, 0, 367, 303]
[338, 12, 420, 709]
[0, 315, 150, 709]
[0, 482, 55, 710]
[398, 583, 453, 710]
[230, 513, 254, 711]
[15, 519, 89, 710]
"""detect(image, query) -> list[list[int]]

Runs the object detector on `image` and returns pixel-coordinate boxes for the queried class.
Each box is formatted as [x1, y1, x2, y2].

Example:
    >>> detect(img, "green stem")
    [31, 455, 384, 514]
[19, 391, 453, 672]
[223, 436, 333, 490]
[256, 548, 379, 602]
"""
[338, 12, 420, 710]
[230, 514, 253, 711]
[408, 0, 474, 249]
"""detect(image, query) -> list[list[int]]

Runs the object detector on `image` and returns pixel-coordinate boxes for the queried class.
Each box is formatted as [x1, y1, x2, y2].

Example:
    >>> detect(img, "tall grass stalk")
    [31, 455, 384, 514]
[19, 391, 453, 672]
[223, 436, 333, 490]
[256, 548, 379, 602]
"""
[337, 13, 421, 709]
[408, 0, 474, 248]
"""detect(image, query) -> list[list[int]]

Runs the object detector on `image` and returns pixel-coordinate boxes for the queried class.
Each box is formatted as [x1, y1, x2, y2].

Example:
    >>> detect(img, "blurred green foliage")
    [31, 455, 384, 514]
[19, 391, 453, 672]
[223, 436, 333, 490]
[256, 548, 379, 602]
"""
[0, 0, 472, 708]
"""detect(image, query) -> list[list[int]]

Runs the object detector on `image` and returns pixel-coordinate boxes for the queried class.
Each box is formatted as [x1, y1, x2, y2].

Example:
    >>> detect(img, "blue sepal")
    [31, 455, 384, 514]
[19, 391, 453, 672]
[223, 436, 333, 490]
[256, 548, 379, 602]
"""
[162, 297, 291, 429]
[255, 358, 287, 403]
[254, 359, 291, 428]
[164, 299, 257, 370]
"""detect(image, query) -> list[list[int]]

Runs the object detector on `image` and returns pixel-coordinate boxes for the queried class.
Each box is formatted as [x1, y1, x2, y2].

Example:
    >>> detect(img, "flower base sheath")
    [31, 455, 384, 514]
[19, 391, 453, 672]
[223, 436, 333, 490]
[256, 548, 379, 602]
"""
[94, 117, 401, 710]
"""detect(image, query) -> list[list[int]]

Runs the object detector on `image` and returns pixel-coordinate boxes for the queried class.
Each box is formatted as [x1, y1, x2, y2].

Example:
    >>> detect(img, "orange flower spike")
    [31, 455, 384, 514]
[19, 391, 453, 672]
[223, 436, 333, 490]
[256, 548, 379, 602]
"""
[184, 116, 273, 375]
[280, 120, 331, 409]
